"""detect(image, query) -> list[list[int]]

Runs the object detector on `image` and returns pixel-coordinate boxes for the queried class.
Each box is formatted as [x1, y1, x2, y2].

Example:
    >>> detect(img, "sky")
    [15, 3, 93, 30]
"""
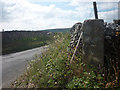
[0, 0, 119, 31]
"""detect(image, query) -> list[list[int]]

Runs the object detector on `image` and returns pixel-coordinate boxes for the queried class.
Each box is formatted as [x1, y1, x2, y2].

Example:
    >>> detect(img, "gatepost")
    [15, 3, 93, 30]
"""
[82, 19, 104, 67]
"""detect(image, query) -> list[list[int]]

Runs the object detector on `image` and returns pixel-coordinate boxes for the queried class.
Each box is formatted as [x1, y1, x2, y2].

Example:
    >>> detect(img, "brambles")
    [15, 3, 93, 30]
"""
[11, 32, 120, 88]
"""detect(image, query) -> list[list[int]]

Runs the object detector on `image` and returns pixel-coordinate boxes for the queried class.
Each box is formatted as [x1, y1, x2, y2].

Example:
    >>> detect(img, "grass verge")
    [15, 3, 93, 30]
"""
[11, 33, 120, 88]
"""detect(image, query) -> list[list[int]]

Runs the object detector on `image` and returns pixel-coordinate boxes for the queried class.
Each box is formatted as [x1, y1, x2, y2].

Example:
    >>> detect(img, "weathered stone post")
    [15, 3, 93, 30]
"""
[82, 19, 104, 67]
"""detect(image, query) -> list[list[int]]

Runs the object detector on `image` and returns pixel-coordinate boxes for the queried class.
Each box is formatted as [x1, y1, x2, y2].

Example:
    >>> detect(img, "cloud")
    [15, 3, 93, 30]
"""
[97, 2, 118, 11]
[69, 0, 119, 5]
[99, 9, 118, 22]
[0, 0, 119, 31]
[69, 1, 118, 21]
[97, 2, 118, 22]
[1, 0, 78, 30]
[29, 0, 70, 3]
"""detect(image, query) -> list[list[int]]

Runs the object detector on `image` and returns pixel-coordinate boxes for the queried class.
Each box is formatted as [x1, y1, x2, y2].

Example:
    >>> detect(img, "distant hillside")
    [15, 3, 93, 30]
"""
[41, 28, 71, 33]
[3, 28, 71, 33]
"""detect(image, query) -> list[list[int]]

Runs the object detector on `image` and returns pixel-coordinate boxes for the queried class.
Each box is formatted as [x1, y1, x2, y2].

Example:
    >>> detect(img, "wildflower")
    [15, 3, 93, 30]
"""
[27, 66, 30, 69]
[14, 81, 17, 84]
[102, 74, 104, 76]
[55, 82, 57, 84]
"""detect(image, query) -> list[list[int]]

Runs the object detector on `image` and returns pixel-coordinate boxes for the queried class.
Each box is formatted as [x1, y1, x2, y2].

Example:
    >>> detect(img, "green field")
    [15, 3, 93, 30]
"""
[2, 35, 53, 55]
[2, 28, 70, 55]
[42, 28, 70, 33]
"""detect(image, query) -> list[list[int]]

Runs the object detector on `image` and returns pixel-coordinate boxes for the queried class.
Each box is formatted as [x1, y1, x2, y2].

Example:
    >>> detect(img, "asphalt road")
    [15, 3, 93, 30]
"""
[1, 46, 48, 88]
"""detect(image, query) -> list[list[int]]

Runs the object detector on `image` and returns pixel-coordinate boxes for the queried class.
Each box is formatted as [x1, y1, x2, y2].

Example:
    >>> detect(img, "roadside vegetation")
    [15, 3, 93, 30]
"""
[11, 32, 120, 88]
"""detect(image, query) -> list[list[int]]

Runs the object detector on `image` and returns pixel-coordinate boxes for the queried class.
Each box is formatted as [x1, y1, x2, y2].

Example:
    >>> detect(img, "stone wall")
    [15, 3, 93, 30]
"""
[70, 22, 82, 48]
[70, 19, 120, 67]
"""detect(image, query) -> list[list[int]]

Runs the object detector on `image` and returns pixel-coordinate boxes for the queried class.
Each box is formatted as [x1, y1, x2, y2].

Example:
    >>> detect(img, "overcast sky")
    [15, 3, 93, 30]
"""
[0, 0, 119, 31]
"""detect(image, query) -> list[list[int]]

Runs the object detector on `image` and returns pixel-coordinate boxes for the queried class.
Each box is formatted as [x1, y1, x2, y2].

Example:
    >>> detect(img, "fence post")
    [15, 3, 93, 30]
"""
[93, 2, 98, 19]
[118, 1, 120, 19]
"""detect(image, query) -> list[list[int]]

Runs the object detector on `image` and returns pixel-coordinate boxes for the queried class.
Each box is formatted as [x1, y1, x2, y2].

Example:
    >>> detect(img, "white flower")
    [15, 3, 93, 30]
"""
[55, 82, 57, 84]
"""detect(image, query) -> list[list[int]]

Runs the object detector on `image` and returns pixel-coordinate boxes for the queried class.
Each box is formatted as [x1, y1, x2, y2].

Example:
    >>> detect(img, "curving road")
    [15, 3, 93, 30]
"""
[1, 46, 48, 88]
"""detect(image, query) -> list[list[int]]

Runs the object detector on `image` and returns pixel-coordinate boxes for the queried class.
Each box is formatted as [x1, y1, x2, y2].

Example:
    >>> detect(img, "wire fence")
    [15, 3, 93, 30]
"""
[87, 2, 119, 22]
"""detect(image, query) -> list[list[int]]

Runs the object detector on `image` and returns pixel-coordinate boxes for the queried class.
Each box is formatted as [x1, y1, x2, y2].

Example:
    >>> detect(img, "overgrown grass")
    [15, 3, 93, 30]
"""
[11, 33, 120, 88]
